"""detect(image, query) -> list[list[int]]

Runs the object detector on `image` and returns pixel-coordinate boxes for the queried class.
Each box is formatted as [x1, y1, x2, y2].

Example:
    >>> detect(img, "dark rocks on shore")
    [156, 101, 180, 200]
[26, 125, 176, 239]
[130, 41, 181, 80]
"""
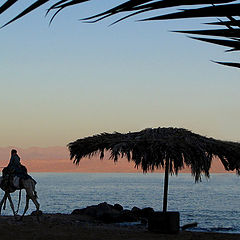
[115, 210, 138, 223]
[131, 206, 141, 215]
[141, 207, 154, 218]
[71, 209, 85, 215]
[71, 202, 154, 224]
[31, 210, 43, 216]
[113, 203, 123, 212]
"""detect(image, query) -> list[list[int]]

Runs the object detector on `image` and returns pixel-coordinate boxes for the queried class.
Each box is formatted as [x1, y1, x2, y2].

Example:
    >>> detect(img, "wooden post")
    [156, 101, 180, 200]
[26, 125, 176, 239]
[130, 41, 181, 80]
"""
[163, 157, 169, 213]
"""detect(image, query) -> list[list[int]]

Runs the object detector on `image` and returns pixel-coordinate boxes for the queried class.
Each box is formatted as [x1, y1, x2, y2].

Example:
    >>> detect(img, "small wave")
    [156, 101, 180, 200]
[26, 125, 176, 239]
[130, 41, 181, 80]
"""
[210, 227, 234, 232]
[190, 227, 238, 233]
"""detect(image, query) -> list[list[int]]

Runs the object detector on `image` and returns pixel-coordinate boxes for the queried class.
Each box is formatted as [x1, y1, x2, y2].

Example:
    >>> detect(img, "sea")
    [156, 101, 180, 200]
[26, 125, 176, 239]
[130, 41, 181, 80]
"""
[1, 173, 240, 234]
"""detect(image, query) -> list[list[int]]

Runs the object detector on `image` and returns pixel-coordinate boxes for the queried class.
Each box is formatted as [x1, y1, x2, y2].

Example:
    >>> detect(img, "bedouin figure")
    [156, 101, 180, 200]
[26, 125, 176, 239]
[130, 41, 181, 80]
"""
[8, 149, 27, 176]
[0, 149, 40, 219]
[2, 149, 35, 190]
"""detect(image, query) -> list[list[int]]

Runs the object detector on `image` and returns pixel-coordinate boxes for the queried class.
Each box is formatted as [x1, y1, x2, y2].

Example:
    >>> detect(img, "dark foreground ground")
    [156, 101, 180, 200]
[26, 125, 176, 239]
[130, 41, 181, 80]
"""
[0, 214, 240, 240]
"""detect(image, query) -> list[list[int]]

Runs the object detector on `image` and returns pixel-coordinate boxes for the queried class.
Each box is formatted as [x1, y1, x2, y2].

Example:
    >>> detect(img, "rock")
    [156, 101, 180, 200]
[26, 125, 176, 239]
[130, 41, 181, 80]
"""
[140, 207, 154, 218]
[31, 210, 43, 216]
[99, 210, 138, 223]
[132, 206, 140, 212]
[73, 202, 120, 218]
[181, 222, 198, 231]
[95, 202, 117, 217]
[112, 203, 123, 212]
[84, 205, 98, 217]
[72, 205, 98, 217]
[95, 202, 122, 223]
[117, 210, 138, 222]
[131, 206, 142, 217]
[71, 203, 154, 224]
[71, 209, 85, 215]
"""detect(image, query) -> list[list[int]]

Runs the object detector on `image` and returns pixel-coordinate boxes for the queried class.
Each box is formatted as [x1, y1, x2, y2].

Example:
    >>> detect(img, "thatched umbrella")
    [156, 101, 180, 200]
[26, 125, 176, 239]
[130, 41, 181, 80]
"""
[68, 127, 240, 212]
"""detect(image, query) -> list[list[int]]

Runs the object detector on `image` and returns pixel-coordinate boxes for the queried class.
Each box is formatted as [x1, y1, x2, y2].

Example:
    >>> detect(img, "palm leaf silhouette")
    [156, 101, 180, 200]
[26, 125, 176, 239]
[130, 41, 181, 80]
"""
[0, 0, 239, 68]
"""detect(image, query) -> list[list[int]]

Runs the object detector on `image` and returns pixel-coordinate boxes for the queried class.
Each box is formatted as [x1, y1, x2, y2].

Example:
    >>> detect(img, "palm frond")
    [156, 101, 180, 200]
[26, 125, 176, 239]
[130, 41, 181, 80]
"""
[1, 0, 49, 28]
[0, 0, 239, 68]
[212, 61, 240, 68]
[206, 19, 240, 26]
[141, 4, 240, 21]
[175, 29, 240, 38]
[0, 0, 18, 15]
[189, 36, 240, 50]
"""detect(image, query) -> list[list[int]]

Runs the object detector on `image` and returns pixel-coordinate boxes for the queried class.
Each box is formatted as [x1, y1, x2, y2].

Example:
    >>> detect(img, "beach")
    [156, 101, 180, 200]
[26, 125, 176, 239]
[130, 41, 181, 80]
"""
[0, 214, 240, 240]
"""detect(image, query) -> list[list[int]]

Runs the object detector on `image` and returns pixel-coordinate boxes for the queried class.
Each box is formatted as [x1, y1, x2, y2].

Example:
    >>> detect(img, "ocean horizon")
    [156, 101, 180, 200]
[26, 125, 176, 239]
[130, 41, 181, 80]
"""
[1, 172, 240, 233]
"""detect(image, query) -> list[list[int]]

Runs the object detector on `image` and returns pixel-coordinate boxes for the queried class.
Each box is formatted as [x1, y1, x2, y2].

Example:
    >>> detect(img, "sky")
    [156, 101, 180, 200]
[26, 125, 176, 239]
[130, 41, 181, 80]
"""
[0, 146, 229, 173]
[0, 1, 239, 148]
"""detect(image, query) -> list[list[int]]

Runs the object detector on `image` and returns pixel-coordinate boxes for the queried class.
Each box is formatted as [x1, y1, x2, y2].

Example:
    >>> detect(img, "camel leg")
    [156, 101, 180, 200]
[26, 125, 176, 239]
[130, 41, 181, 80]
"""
[31, 196, 40, 212]
[29, 194, 40, 222]
[7, 193, 16, 216]
[0, 193, 7, 215]
[25, 185, 40, 213]
[21, 179, 40, 221]
[20, 194, 30, 220]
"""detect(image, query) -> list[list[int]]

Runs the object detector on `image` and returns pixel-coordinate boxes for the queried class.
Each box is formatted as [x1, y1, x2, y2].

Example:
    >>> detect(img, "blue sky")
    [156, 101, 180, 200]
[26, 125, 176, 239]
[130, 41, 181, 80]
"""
[0, 1, 239, 147]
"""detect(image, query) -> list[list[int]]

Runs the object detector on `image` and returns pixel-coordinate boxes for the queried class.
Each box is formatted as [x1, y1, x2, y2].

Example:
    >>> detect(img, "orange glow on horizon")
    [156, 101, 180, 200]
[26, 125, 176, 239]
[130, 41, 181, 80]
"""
[0, 147, 233, 174]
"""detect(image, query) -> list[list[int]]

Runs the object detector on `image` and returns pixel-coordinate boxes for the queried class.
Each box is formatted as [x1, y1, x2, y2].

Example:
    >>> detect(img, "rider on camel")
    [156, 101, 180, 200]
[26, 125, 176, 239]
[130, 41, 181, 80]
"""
[6, 149, 28, 179]
[1, 149, 36, 190]
[8, 149, 20, 167]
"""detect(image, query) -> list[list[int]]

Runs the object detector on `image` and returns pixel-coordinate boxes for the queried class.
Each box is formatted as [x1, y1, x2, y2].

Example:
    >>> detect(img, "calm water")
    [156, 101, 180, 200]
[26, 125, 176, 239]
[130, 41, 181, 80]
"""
[1, 173, 240, 233]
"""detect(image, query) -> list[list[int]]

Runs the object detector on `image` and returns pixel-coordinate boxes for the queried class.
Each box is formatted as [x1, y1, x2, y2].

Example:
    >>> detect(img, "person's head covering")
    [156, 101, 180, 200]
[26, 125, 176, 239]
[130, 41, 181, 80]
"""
[11, 149, 17, 155]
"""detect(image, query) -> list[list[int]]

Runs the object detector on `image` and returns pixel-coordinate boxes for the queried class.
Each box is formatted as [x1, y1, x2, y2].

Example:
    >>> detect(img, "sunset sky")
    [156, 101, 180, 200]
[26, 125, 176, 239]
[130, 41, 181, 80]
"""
[0, 146, 229, 173]
[0, 1, 239, 149]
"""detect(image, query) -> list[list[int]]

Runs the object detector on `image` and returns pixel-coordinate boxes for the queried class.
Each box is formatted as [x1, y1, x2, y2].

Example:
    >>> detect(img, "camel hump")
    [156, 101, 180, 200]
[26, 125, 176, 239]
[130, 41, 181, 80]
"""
[1, 166, 36, 191]
[2, 165, 27, 178]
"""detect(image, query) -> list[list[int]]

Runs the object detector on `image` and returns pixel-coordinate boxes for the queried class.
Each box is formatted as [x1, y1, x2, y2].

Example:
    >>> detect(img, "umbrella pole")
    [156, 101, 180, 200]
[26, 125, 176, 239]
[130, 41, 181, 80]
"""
[163, 158, 169, 213]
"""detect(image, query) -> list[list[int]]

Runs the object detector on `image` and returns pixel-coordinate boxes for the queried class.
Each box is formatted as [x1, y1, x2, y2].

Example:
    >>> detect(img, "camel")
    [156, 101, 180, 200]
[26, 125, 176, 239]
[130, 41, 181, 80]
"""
[0, 176, 40, 220]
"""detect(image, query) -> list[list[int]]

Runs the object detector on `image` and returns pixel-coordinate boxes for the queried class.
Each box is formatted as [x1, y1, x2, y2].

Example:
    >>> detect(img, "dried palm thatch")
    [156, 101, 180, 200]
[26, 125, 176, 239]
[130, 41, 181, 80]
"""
[68, 127, 240, 212]
[0, 0, 240, 68]
[68, 127, 240, 181]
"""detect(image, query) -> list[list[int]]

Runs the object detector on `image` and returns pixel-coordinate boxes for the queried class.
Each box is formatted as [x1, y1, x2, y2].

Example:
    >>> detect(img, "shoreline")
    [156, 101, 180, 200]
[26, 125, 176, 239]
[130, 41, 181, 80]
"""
[0, 214, 240, 240]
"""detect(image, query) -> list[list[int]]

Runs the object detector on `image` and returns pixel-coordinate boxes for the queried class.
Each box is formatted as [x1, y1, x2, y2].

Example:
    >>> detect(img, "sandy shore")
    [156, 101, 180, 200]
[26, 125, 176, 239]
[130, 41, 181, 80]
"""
[0, 214, 239, 240]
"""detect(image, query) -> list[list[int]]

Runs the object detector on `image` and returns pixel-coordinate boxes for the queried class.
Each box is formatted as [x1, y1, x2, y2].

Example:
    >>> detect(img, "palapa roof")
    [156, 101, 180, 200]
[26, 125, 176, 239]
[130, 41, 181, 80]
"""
[68, 127, 240, 181]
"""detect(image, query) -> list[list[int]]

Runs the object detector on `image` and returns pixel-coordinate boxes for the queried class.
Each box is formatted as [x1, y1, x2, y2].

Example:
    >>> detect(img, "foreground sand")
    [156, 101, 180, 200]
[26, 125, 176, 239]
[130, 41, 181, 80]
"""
[0, 214, 239, 240]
